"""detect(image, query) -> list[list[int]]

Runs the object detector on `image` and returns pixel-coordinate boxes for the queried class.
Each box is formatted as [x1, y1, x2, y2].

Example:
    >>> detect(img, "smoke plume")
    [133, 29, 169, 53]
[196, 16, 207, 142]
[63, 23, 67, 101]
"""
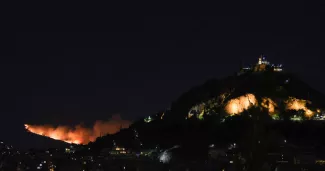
[24, 114, 131, 145]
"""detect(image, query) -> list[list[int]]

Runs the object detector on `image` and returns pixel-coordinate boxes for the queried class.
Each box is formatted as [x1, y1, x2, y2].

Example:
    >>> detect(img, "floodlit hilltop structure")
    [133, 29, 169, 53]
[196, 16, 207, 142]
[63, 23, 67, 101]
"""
[238, 54, 283, 75]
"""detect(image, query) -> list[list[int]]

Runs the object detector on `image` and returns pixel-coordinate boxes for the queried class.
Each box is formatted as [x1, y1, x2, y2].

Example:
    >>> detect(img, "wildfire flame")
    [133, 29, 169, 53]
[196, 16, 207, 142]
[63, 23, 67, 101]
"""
[225, 93, 257, 115]
[24, 115, 131, 145]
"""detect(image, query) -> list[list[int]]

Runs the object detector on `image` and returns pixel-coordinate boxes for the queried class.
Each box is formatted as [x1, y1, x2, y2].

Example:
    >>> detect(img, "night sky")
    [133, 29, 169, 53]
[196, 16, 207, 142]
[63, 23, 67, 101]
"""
[2, 4, 325, 148]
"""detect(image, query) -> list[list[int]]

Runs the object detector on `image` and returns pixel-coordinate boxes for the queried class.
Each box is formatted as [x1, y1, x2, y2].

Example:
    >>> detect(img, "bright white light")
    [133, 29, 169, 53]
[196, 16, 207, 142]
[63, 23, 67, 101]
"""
[159, 151, 171, 163]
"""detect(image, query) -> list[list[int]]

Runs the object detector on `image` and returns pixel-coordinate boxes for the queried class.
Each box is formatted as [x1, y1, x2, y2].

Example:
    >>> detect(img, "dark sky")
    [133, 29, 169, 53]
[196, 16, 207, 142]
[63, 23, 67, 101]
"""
[2, 3, 325, 148]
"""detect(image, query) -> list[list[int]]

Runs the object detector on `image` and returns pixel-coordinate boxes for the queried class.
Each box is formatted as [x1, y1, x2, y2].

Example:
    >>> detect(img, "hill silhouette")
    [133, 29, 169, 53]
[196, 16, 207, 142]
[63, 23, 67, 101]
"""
[90, 70, 325, 156]
[24, 131, 70, 150]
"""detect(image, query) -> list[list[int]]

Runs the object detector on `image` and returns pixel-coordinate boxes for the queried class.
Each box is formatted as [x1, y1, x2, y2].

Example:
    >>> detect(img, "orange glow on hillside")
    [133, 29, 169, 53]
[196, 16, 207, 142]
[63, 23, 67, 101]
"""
[261, 97, 277, 114]
[225, 94, 257, 115]
[25, 115, 131, 145]
[285, 97, 314, 118]
[223, 94, 317, 118]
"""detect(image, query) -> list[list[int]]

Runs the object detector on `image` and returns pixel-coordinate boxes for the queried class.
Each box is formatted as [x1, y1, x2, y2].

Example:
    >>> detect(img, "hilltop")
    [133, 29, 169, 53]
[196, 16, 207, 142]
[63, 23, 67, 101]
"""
[90, 55, 325, 155]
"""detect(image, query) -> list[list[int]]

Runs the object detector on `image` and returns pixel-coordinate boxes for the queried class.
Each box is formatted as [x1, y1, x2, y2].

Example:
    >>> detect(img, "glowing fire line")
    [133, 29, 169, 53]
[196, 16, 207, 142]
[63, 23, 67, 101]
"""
[24, 115, 131, 145]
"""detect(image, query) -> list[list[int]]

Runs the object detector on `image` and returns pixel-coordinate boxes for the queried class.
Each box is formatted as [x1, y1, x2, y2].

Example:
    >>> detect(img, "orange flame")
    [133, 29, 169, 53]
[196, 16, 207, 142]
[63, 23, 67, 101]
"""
[24, 115, 131, 145]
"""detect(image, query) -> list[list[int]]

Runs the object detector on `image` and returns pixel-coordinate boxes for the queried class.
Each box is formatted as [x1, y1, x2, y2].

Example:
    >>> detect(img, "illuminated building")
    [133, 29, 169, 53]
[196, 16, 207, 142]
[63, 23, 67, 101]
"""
[65, 148, 71, 153]
[239, 54, 283, 74]
[254, 55, 271, 72]
[258, 55, 270, 65]
[273, 64, 283, 72]
[110, 146, 128, 155]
